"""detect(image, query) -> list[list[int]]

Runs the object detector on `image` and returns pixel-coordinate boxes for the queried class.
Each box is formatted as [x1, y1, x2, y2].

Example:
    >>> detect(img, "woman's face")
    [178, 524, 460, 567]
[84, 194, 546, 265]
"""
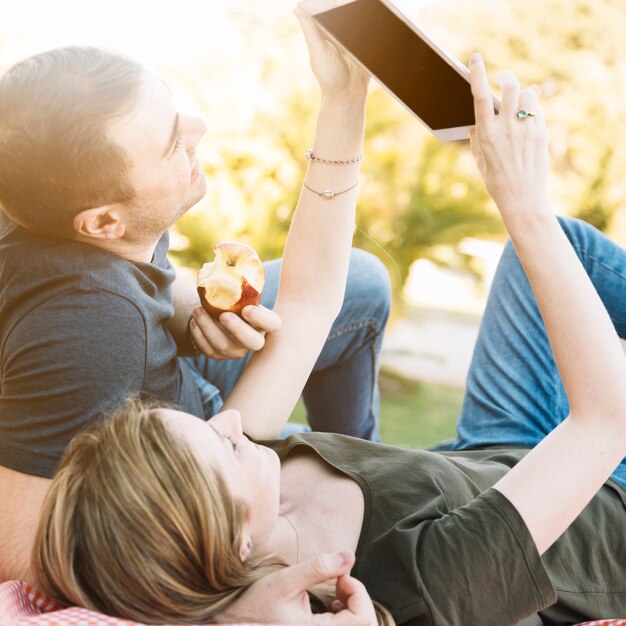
[158, 408, 282, 547]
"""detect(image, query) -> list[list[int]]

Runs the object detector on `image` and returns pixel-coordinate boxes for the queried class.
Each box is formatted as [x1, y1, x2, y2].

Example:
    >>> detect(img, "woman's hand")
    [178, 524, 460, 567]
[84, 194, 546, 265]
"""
[324, 571, 379, 626]
[469, 53, 551, 224]
[216, 552, 378, 626]
[294, 6, 369, 100]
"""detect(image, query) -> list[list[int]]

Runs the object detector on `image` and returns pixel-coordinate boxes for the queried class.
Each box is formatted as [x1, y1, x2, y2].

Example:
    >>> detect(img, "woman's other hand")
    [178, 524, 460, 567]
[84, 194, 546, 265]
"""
[217, 551, 378, 626]
[323, 571, 379, 626]
[294, 6, 369, 99]
[468, 53, 551, 225]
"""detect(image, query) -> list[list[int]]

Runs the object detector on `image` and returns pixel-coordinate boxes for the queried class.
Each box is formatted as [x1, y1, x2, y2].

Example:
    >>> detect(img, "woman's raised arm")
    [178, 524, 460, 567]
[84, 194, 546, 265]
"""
[222, 8, 369, 439]
[469, 53, 626, 554]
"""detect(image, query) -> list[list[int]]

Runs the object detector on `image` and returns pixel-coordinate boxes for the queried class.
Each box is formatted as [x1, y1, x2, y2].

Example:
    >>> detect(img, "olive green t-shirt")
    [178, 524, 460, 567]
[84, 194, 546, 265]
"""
[269, 433, 626, 626]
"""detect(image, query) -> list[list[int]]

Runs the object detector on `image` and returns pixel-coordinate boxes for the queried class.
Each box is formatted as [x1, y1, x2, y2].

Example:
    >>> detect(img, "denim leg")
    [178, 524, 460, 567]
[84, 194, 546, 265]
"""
[183, 248, 391, 440]
[454, 216, 626, 489]
[301, 249, 391, 440]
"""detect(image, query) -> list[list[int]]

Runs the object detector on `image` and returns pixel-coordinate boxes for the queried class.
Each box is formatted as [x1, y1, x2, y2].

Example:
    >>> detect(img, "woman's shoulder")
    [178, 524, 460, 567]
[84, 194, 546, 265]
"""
[270, 433, 528, 489]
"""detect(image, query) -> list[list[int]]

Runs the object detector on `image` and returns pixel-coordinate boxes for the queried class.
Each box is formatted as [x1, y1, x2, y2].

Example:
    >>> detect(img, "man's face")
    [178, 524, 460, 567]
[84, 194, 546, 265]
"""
[107, 72, 208, 242]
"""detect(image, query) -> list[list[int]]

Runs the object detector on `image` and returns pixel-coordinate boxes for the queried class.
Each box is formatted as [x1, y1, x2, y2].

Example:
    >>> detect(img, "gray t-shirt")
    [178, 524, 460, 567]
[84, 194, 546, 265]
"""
[0, 214, 203, 477]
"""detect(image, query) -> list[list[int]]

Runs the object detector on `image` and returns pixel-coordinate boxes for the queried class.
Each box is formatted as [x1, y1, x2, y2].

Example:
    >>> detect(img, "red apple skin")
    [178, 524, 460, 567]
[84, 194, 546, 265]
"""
[198, 275, 261, 320]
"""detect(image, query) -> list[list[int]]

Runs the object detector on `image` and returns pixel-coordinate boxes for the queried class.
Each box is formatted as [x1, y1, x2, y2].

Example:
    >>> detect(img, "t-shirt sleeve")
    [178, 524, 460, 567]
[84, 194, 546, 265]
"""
[0, 289, 147, 478]
[390, 488, 556, 626]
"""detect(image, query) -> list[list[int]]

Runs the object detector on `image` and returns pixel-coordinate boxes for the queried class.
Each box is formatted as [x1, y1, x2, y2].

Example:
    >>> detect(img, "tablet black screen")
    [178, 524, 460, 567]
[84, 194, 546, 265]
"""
[314, 0, 476, 130]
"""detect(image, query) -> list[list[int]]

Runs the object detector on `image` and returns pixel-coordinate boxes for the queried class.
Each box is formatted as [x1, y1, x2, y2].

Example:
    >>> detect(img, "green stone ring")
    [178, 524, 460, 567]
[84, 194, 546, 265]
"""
[516, 109, 537, 120]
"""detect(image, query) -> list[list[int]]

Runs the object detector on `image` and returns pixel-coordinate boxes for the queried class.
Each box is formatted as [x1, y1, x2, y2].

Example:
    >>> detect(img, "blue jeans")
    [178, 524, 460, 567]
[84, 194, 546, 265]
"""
[452, 216, 626, 490]
[184, 248, 391, 440]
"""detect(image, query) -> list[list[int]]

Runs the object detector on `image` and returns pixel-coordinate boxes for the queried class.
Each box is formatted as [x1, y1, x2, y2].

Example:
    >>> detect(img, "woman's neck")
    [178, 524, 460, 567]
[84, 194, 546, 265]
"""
[260, 448, 365, 565]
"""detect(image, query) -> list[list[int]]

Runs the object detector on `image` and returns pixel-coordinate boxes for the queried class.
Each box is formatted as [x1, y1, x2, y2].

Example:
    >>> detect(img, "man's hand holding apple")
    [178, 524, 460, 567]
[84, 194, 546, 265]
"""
[189, 242, 281, 360]
[189, 303, 281, 360]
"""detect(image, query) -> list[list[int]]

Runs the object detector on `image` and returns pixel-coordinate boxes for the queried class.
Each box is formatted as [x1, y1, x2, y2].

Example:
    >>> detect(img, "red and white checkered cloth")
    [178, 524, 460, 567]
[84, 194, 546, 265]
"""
[0, 580, 254, 626]
[1, 580, 625, 626]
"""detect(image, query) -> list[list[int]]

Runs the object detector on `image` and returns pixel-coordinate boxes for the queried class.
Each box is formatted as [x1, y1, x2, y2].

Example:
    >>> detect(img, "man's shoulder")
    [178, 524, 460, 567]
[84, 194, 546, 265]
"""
[0, 215, 171, 280]
[0, 221, 150, 283]
[0, 225, 174, 333]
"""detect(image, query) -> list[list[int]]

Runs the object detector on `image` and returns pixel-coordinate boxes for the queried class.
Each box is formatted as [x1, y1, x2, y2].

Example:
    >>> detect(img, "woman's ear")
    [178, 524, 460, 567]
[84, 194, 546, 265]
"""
[239, 535, 253, 562]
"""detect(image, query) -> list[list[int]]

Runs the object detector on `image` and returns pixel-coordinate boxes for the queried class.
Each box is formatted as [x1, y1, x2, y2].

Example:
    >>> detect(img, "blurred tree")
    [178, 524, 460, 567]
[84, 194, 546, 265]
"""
[171, 81, 504, 289]
[428, 0, 626, 232]
[355, 91, 503, 291]
[170, 0, 626, 288]
[574, 147, 619, 232]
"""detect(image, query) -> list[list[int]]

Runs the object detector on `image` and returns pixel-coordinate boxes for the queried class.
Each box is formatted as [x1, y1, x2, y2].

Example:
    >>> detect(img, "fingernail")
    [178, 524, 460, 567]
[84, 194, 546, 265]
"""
[221, 312, 236, 323]
[338, 551, 352, 567]
[470, 52, 481, 64]
[241, 305, 255, 318]
[192, 307, 202, 318]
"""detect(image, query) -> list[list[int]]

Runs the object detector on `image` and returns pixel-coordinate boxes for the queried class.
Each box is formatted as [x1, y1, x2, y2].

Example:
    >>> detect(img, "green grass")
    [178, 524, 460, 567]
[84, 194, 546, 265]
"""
[289, 371, 464, 450]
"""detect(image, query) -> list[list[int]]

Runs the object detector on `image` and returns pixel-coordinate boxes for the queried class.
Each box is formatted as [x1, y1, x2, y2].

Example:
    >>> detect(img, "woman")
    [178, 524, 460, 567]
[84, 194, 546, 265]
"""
[31, 10, 626, 626]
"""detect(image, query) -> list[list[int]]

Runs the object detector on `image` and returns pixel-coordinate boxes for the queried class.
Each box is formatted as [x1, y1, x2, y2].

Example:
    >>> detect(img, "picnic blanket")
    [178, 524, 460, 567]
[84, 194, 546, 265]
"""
[1, 580, 625, 626]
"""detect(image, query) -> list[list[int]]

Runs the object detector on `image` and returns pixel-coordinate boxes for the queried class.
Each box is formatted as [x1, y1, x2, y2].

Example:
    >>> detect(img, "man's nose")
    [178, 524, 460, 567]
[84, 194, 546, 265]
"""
[189, 115, 207, 146]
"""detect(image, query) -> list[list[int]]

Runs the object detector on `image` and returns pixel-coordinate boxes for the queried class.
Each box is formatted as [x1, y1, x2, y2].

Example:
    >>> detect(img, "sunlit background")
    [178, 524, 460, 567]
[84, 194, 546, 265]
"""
[3, 0, 626, 444]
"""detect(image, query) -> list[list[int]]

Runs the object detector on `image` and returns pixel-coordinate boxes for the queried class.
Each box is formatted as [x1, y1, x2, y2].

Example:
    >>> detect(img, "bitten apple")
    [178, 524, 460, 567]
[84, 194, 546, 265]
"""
[197, 242, 266, 319]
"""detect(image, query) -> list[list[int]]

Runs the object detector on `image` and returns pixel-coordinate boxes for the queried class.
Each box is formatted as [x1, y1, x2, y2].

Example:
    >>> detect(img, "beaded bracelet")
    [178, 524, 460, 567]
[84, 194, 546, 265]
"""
[305, 148, 364, 166]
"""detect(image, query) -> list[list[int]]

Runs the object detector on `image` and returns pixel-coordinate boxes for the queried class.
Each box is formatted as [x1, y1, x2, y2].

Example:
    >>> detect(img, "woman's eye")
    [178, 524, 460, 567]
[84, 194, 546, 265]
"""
[224, 435, 238, 451]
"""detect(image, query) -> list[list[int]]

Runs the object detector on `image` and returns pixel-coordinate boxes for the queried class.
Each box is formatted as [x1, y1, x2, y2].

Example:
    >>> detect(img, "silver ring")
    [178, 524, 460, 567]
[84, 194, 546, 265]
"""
[516, 109, 537, 120]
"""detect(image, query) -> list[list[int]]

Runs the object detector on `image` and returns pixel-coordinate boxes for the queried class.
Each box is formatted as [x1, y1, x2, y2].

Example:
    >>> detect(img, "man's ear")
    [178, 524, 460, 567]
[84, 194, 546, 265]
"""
[73, 206, 126, 240]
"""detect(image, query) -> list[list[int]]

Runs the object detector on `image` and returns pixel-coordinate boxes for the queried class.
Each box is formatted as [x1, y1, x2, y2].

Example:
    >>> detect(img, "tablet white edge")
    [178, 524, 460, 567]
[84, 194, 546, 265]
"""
[298, 0, 499, 142]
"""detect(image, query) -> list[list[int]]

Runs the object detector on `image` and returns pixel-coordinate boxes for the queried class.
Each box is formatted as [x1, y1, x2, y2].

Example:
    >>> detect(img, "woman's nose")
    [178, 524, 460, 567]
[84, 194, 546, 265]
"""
[213, 409, 243, 438]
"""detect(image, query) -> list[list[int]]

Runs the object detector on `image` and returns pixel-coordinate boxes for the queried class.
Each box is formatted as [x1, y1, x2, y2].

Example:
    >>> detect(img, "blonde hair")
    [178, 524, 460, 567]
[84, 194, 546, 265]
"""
[32, 398, 394, 625]
[32, 398, 278, 623]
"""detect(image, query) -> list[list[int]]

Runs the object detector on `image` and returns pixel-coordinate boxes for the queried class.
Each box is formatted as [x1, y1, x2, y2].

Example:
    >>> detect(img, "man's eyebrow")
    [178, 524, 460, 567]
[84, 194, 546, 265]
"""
[162, 112, 180, 158]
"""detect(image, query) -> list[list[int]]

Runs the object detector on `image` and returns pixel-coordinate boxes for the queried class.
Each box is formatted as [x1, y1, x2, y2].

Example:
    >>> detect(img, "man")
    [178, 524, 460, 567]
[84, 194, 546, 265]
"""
[0, 47, 391, 581]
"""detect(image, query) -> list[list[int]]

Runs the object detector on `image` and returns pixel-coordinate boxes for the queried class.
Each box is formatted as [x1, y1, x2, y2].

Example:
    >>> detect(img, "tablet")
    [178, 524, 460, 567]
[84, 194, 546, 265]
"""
[298, 0, 498, 141]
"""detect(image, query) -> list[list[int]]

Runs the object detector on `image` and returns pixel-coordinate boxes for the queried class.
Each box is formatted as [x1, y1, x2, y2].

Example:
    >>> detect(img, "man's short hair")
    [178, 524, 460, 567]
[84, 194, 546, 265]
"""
[0, 47, 144, 237]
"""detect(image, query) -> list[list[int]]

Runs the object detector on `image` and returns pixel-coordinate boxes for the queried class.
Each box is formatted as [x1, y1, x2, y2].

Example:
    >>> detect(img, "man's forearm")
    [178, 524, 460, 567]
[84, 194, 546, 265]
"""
[0, 465, 51, 584]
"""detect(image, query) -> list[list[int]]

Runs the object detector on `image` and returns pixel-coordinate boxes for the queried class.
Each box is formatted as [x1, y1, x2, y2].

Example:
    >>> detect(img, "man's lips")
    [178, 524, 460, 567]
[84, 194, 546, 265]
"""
[190, 157, 199, 181]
